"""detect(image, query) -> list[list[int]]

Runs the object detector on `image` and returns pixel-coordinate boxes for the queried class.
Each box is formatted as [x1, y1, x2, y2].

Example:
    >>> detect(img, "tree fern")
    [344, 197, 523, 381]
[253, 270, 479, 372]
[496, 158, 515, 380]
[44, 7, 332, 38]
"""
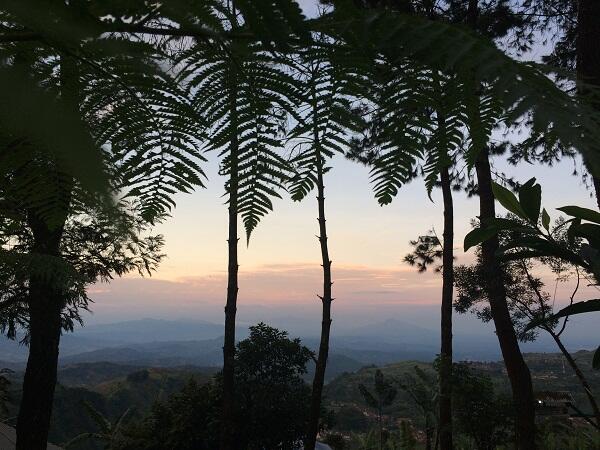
[286, 34, 365, 450]
[1, 5, 208, 447]
[317, 4, 600, 175]
[356, 59, 433, 205]
[174, 6, 300, 447]
[179, 36, 296, 240]
[287, 41, 364, 201]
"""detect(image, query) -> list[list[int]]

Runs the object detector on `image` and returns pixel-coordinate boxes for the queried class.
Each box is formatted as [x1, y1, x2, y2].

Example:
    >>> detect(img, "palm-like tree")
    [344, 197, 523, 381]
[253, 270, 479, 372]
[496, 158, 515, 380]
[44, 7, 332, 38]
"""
[65, 402, 130, 450]
[286, 36, 363, 450]
[1, 5, 205, 448]
[177, 6, 298, 447]
[358, 369, 397, 450]
[359, 65, 465, 450]
[398, 366, 438, 450]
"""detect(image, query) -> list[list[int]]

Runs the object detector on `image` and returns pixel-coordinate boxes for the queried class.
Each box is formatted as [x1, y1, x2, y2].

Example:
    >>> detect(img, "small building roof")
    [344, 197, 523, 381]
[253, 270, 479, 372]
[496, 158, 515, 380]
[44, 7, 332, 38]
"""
[0, 423, 63, 450]
[300, 442, 332, 450]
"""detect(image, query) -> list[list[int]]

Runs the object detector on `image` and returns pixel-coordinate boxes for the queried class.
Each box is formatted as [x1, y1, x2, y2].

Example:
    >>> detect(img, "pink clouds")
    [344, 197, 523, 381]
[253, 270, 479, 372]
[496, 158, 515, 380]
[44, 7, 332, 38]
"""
[87, 263, 443, 318]
[85, 260, 592, 326]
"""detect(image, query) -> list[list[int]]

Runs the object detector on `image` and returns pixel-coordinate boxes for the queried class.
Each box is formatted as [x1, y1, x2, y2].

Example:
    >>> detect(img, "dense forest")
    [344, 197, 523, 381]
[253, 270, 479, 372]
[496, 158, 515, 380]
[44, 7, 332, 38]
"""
[1, 0, 600, 449]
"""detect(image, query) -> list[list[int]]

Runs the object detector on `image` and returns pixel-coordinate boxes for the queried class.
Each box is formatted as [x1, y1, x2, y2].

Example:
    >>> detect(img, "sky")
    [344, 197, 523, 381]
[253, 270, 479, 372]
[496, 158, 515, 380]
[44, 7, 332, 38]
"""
[82, 1, 600, 342]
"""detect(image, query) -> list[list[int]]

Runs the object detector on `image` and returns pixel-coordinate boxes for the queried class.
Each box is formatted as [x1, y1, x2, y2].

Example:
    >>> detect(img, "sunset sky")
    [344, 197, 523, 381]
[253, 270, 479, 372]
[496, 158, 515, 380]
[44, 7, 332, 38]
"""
[84, 1, 600, 339]
[87, 152, 598, 329]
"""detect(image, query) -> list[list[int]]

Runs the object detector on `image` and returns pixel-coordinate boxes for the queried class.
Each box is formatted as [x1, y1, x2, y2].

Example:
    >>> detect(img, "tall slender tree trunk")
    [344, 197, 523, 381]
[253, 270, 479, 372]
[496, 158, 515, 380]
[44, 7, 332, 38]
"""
[425, 417, 433, 450]
[305, 149, 333, 450]
[465, 1, 535, 446]
[16, 213, 68, 450]
[438, 166, 454, 450]
[549, 330, 600, 427]
[220, 90, 240, 450]
[220, 166, 239, 450]
[378, 407, 383, 450]
[475, 149, 536, 449]
[220, 193, 239, 450]
[576, 0, 600, 209]
[16, 54, 76, 450]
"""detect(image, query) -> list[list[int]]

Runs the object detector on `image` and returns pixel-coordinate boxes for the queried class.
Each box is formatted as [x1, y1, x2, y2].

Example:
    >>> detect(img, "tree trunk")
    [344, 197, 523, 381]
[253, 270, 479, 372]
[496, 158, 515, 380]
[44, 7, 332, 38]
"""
[549, 330, 600, 427]
[425, 417, 432, 450]
[378, 407, 383, 450]
[220, 197, 239, 450]
[475, 149, 536, 450]
[16, 54, 77, 450]
[220, 91, 240, 450]
[305, 150, 333, 450]
[15, 211, 67, 450]
[576, 0, 600, 209]
[438, 166, 454, 450]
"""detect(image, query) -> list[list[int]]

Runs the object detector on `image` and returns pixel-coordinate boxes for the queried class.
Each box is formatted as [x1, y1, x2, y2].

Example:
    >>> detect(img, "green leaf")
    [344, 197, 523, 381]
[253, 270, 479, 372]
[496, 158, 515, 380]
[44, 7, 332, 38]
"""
[557, 206, 600, 224]
[464, 226, 498, 251]
[541, 208, 550, 231]
[518, 179, 541, 224]
[594, 346, 600, 370]
[491, 182, 526, 219]
[498, 235, 584, 266]
[567, 218, 582, 245]
[488, 217, 537, 234]
[525, 299, 600, 331]
[573, 223, 600, 249]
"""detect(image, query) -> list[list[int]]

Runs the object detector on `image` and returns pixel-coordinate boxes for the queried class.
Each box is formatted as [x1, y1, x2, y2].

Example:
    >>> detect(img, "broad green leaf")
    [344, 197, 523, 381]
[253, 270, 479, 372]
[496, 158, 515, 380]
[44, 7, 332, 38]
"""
[497, 234, 586, 267]
[464, 226, 498, 251]
[525, 299, 600, 331]
[488, 217, 537, 234]
[567, 218, 582, 245]
[491, 182, 526, 219]
[572, 223, 600, 249]
[541, 208, 550, 231]
[518, 179, 541, 224]
[558, 206, 600, 225]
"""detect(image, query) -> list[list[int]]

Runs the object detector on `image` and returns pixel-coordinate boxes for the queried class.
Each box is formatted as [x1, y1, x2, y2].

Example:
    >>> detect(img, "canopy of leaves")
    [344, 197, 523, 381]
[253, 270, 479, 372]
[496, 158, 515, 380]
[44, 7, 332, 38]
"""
[177, 21, 297, 240]
[452, 362, 515, 449]
[0, 202, 165, 341]
[358, 369, 397, 412]
[115, 323, 314, 450]
[287, 33, 365, 202]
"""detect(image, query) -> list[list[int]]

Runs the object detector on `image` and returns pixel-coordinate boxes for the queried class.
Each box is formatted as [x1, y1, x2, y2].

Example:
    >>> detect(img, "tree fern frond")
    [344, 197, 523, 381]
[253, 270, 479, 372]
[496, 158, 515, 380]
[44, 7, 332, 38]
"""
[287, 34, 367, 202]
[317, 6, 600, 175]
[179, 27, 298, 241]
[77, 36, 207, 222]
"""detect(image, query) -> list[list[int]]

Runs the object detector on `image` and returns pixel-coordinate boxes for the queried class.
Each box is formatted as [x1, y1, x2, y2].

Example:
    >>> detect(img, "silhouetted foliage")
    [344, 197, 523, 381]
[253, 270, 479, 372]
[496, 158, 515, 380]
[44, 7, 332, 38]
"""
[0, 368, 12, 419]
[452, 363, 515, 450]
[358, 369, 397, 450]
[115, 324, 314, 450]
[397, 366, 437, 450]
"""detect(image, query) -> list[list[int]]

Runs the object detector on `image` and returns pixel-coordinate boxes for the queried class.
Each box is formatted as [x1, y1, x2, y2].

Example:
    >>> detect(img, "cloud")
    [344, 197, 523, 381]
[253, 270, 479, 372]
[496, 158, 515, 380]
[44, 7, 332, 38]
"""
[87, 262, 444, 322]
[350, 290, 400, 295]
[80, 260, 594, 339]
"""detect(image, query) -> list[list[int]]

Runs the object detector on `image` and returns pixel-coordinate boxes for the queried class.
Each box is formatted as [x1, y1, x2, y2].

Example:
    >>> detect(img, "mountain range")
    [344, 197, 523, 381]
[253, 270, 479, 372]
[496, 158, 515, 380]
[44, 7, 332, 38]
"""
[1, 318, 597, 374]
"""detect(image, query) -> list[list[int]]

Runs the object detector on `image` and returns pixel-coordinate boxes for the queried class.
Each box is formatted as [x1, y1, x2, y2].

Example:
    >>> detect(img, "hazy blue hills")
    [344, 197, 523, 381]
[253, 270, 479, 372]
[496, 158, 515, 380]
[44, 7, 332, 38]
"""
[1, 318, 597, 374]
[73, 318, 234, 343]
[59, 338, 225, 367]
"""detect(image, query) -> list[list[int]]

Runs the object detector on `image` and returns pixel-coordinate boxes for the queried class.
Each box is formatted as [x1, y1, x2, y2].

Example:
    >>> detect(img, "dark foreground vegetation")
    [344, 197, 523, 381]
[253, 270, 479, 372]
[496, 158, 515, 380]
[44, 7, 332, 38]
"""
[2, 0, 600, 449]
[1, 325, 599, 449]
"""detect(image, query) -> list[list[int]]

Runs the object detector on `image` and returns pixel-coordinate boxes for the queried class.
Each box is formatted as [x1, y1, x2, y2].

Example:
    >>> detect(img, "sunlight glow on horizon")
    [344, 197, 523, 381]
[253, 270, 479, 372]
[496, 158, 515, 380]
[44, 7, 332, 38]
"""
[88, 147, 598, 327]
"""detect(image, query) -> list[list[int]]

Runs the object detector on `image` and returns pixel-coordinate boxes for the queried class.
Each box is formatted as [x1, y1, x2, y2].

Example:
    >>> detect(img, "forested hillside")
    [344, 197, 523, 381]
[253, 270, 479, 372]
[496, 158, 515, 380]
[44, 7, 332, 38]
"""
[1, 350, 597, 449]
